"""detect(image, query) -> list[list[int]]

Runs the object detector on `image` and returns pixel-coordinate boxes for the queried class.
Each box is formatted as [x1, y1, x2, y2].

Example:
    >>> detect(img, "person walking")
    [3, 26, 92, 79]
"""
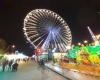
[8, 60, 13, 71]
[2, 60, 8, 72]
[40, 59, 45, 70]
[12, 61, 19, 72]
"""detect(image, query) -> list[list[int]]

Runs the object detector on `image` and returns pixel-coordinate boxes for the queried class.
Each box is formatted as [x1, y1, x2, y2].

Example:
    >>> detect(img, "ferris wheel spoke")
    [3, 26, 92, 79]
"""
[53, 15, 64, 26]
[25, 22, 37, 26]
[32, 13, 41, 20]
[61, 37, 68, 46]
[44, 12, 49, 19]
[28, 19, 38, 24]
[45, 41, 50, 49]
[26, 25, 47, 31]
[25, 27, 36, 30]
[26, 31, 38, 35]
[26, 25, 46, 30]
[26, 30, 38, 34]
[29, 16, 39, 21]
[53, 36, 60, 50]
[60, 43, 65, 52]
[62, 33, 71, 39]
[42, 32, 51, 49]
[58, 41, 65, 52]
[58, 43, 63, 52]
[58, 33, 68, 45]
[33, 36, 42, 43]
[28, 17, 37, 22]
[36, 39, 45, 48]
[33, 13, 42, 20]
[54, 33, 64, 52]
[52, 31, 59, 48]
[54, 16, 61, 26]
[25, 28, 36, 31]
[26, 31, 34, 36]
[28, 33, 39, 39]
[62, 32, 71, 37]
[53, 37, 58, 48]
[33, 33, 48, 43]
[27, 30, 38, 34]
[29, 18, 39, 24]
[62, 33, 72, 40]
[56, 33, 68, 52]
[57, 37, 66, 52]
[63, 34, 72, 42]
[61, 42, 67, 52]
[37, 11, 45, 19]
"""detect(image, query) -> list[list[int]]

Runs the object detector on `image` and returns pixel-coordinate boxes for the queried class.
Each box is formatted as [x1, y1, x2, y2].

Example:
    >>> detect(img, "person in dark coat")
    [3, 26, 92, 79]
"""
[8, 60, 13, 71]
[12, 61, 18, 71]
[40, 59, 44, 66]
[2, 60, 8, 72]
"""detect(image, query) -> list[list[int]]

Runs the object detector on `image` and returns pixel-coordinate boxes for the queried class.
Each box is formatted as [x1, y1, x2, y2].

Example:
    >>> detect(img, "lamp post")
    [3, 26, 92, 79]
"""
[84, 40, 88, 45]
[12, 45, 15, 54]
[12, 45, 15, 48]
[78, 42, 81, 46]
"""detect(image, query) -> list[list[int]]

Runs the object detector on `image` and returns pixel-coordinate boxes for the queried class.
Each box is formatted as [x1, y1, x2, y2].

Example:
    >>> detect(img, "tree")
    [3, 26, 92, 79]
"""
[0, 38, 7, 54]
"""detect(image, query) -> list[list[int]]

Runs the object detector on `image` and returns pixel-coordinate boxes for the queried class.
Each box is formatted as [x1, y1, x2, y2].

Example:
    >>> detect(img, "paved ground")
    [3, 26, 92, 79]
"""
[0, 62, 68, 80]
[45, 63, 100, 80]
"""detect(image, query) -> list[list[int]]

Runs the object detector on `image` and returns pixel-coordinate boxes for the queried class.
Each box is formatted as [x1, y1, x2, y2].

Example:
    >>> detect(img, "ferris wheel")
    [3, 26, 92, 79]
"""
[23, 9, 72, 52]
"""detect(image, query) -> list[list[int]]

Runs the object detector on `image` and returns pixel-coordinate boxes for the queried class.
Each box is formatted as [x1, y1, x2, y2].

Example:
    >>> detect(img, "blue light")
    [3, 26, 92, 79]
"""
[48, 27, 60, 38]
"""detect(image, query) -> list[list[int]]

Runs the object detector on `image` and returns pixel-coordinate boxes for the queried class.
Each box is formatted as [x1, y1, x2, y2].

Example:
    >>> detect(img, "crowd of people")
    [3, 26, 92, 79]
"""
[2, 59, 19, 72]
[1, 57, 48, 72]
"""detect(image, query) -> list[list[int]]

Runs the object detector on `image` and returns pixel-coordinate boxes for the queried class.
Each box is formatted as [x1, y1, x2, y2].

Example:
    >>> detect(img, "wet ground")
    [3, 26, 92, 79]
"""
[0, 62, 68, 80]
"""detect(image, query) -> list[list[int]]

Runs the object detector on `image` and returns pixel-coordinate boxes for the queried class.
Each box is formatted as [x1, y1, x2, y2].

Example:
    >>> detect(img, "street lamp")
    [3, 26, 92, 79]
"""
[78, 42, 81, 46]
[12, 45, 15, 54]
[84, 40, 88, 44]
[83, 40, 88, 46]
[12, 45, 15, 48]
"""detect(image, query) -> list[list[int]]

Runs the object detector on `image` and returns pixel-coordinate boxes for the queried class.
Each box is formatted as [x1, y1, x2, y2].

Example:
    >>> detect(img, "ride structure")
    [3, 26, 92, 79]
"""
[87, 26, 99, 45]
[23, 9, 72, 52]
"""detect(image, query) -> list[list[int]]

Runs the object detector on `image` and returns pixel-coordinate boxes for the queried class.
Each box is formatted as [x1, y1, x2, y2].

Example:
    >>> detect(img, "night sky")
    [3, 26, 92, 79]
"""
[0, 0, 100, 55]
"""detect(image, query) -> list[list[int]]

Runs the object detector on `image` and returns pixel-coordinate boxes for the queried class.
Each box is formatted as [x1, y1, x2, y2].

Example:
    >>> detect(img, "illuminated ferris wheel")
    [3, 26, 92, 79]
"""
[23, 9, 72, 52]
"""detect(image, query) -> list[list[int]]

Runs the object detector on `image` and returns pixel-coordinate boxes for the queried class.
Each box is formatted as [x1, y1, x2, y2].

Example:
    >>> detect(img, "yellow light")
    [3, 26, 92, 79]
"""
[78, 43, 81, 46]
[96, 34, 100, 39]
[84, 40, 88, 44]
[12, 45, 15, 48]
